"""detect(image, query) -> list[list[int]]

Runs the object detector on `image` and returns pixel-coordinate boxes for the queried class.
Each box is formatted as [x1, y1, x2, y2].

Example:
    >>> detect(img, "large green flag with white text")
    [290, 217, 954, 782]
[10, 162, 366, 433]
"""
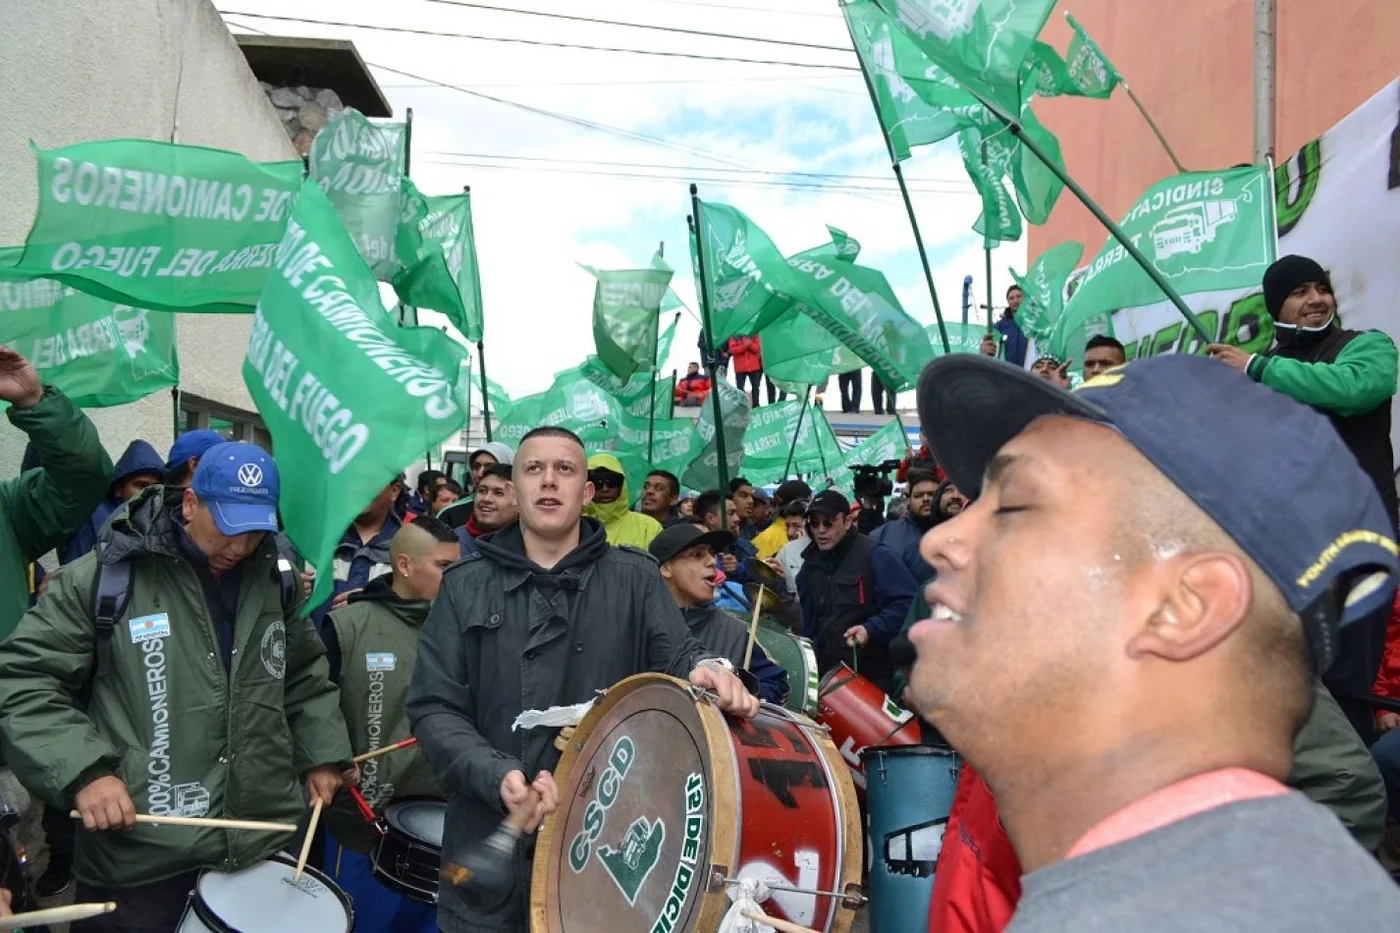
[924, 320, 986, 356]
[740, 400, 843, 485]
[692, 200, 800, 347]
[1009, 241, 1086, 343]
[830, 418, 909, 501]
[309, 108, 406, 280]
[0, 257, 178, 407]
[681, 377, 749, 492]
[15, 140, 303, 313]
[392, 179, 484, 342]
[588, 267, 673, 381]
[1053, 167, 1277, 345]
[244, 182, 470, 611]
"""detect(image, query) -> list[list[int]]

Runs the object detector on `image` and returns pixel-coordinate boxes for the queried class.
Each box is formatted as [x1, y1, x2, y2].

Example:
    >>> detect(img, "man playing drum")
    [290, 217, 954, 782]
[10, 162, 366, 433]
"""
[322, 515, 462, 932]
[0, 443, 355, 932]
[408, 426, 759, 933]
[905, 354, 1400, 930]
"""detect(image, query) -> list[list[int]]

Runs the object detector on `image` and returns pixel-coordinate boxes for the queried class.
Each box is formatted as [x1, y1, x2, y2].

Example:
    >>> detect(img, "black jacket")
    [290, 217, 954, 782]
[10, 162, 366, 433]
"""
[406, 518, 711, 933]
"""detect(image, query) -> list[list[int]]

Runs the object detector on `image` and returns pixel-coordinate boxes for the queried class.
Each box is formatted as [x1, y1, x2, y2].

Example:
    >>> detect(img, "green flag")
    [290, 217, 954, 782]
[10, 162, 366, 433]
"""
[1064, 13, 1122, 99]
[655, 312, 679, 372]
[830, 418, 909, 501]
[245, 181, 470, 611]
[1053, 166, 1277, 345]
[309, 108, 406, 281]
[692, 200, 799, 348]
[681, 377, 749, 492]
[652, 250, 686, 313]
[1009, 241, 1086, 342]
[476, 374, 514, 421]
[740, 400, 843, 485]
[1022, 41, 1078, 98]
[392, 179, 484, 342]
[0, 258, 178, 407]
[924, 320, 987, 355]
[960, 128, 1023, 248]
[826, 225, 862, 261]
[873, 0, 1058, 118]
[588, 267, 673, 380]
[14, 140, 303, 313]
[760, 310, 860, 392]
[496, 367, 620, 447]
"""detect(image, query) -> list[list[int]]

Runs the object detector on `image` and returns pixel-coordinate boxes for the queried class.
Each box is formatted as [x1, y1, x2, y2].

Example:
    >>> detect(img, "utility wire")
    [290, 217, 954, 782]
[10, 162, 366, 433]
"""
[421, 0, 853, 53]
[219, 10, 857, 70]
[379, 73, 858, 89]
[639, 0, 842, 17]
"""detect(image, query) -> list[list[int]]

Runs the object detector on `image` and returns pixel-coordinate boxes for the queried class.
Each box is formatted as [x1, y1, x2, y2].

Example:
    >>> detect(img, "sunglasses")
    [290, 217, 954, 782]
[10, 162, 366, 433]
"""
[589, 474, 622, 490]
[807, 516, 842, 530]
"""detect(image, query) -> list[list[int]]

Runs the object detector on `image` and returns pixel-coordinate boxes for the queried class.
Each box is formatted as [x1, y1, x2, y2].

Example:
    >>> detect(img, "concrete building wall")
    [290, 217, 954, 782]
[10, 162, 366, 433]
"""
[1030, 1, 1400, 256]
[0, 0, 295, 476]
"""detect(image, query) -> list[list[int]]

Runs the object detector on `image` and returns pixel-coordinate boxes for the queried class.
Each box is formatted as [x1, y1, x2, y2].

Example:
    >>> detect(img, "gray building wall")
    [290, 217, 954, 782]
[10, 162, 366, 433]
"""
[0, 0, 295, 478]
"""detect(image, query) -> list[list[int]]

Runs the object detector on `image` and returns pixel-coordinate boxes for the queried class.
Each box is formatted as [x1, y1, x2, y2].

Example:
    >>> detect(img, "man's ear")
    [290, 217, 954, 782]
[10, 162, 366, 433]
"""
[181, 488, 197, 523]
[1126, 552, 1253, 662]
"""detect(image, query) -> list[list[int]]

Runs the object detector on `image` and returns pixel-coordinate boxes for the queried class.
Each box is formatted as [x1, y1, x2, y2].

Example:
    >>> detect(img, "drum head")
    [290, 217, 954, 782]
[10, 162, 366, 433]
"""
[386, 798, 446, 846]
[195, 854, 350, 931]
[531, 674, 737, 933]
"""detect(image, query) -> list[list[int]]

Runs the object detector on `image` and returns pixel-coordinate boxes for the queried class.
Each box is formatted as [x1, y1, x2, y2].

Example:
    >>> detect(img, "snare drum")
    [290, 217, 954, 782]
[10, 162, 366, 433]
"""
[177, 852, 354, 932]
[531, 673, 862, 933]
[817, 665, 920, 790]
[860, 746, 961, 933]
[372, 797, 446, 903]
[753, 618, 820, 714]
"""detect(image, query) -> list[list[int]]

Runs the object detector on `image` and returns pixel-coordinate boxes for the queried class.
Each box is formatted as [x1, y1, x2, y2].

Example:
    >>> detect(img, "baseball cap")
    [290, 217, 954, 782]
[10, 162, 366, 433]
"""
[192, 442, 281, 536]
[916, 354, 1398, 671]
[165, 429, 226, 473]
[648, 523, 734, 565]
[775, 479, 813, 504]
[806, 489, 851, 518]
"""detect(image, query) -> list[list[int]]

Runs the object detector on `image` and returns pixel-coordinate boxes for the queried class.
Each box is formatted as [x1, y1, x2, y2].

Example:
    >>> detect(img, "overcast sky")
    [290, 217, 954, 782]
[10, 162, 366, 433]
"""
[219, 0, 1026, 407]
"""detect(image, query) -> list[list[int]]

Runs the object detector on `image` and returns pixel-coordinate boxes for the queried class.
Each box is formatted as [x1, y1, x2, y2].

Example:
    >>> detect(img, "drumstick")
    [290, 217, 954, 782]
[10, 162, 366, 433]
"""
[293, 797, 324, 883]
[68, 811, 296, 833]
[0, 901, 116, 929]
[348, 785, 378, 824]
[441, 786, 542, 891]
[740, 910, 821, 933]
[742, 584, 765, 670]
[353, 736, 417, 764]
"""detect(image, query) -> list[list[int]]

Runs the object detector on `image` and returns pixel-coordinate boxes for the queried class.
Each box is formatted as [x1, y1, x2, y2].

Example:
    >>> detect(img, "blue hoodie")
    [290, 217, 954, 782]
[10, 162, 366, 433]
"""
[59, 440, 165, 564]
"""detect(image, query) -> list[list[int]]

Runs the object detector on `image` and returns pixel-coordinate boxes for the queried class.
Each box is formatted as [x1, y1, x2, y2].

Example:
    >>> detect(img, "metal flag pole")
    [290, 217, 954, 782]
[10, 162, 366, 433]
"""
[782, 387, 812, 480]
[647, 241, 665, 462]
[688, 193, 730, 533]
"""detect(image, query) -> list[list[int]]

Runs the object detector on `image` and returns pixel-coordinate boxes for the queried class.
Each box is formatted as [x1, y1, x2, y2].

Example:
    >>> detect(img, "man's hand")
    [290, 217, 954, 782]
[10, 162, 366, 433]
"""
[1054, 359, 1073, 389]
[690, 664, 760, 719]
[979, 334, 998, 357]
[75, 775, 135, 831]
[1377, 711, 1400, 734]
[500, 769, 560, 833]
[1206, 344, 1251, 372]
[764, 559, 785, 579]
[305, 764, 349, 806]
[720, 554, 739, 575]
[844, 625, 869, 648]
[331, 587, 362, 612]
[0, 886, 11, 917]
[299, 566, 316, 599]
[0, 346, 43, 409]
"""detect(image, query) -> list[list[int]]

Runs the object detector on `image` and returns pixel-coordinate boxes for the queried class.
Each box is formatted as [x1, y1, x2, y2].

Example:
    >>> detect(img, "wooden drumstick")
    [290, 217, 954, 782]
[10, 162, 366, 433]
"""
[69, 811, 296, 833]
[293, 797, 324, 883]
[740, 909, 821, 933]
[0, 901, 116, 929]
[353, 736, 418, 764]
[441, 786, 542, 890]
[742, 584, 765, 670]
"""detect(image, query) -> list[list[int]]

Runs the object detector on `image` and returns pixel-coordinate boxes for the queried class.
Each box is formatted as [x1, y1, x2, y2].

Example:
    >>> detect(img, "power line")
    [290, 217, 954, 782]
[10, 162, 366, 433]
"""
[639, 0, 842, 17]
[218, 11, 857, 70]
[378, 73, 859, 89]
[421, 0, 853, 54]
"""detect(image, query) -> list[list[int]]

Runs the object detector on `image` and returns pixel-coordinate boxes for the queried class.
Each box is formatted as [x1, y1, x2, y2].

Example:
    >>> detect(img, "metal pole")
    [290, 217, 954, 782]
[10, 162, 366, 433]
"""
[1123, 85, 1187, 173]
[476, 340, 493, 442]
[982, 141, 995, 332]
[782, 388, 812, 479]
[170, 386, 181, 439]
[688, 194, 730, 532]
[647, 241, 666, 462]
[1253, 0, 1276, 164]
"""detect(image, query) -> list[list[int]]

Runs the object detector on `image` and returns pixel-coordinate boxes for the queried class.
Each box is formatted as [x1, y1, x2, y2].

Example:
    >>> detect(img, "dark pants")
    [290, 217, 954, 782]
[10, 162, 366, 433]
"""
[839, 371, 863, 412]
[736, 369, 762, 407]
[871, 375, 893, 415]
[1325, 596, 1391, 745]
[764, 376, 785, 405]
[75, 872, 198, 932]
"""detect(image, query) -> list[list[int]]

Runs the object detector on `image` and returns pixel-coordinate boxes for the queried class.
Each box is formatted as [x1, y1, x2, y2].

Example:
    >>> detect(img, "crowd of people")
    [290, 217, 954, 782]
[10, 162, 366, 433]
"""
[0, 253, 1396, 931]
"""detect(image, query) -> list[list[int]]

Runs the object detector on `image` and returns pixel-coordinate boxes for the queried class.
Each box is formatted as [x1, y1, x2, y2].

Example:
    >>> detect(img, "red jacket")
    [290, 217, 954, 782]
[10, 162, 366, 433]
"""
[1372, 589, 1400, 706]
[928, 765, 1022, 933]
[675, 373, 711, 403]
[727, 336, 762, 373]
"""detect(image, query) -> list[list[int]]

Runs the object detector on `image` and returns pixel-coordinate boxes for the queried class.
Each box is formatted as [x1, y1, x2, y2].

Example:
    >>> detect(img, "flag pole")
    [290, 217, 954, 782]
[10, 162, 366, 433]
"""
[646, 241, 667, 462]
[845, 19, 951, 354]
[476, 340, 493, 442]
[1122, 84, 1186, 174]
[973, 93, 1212, 345]
[783, 387, 812, 480]
[687, 193, 730, 532]
[981, 140, 995, 333]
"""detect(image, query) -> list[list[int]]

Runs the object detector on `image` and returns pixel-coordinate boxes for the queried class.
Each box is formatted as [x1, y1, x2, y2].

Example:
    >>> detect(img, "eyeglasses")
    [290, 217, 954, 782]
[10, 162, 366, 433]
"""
[589, 474, 622, 490]
[808, 516, 841, 530]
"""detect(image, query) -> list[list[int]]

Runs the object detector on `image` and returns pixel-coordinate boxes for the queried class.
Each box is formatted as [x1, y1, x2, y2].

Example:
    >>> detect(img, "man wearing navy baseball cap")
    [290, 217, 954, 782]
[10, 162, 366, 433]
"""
[0, 441, 355, 932]
[163, 428, 228, 488]
[906, 354, 1400, 931]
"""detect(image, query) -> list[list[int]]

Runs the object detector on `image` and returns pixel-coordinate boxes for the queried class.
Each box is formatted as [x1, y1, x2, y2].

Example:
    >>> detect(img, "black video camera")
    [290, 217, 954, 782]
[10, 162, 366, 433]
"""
[850, 459, 901, 500]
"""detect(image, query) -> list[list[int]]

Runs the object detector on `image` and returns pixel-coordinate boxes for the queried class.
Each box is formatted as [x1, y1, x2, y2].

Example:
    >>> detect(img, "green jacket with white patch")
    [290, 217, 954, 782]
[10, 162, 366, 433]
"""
[0, 487, 352, 888]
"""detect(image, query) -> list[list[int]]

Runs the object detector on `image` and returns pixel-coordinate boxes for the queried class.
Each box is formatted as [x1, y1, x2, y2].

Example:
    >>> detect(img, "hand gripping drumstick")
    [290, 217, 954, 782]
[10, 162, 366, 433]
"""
[740, 910, 822, 933]
[441, 786, 541, 896]
[353, 736, 417, 764]
[0, 902, 117, 930]
[742, 584, 765, 670]
[69, 811, 297, 833]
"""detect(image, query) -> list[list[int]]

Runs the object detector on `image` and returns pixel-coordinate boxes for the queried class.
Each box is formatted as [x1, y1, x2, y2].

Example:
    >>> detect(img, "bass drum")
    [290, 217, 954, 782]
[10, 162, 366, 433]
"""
[531, 674, 862, 933]
[753, 617, 819, 715]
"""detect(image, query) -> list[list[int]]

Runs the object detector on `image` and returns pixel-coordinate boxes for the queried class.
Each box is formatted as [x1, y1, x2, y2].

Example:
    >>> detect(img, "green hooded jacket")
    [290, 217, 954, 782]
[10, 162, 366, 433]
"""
[0, 486, 352, 888]
[1, 385, 113, 640]
[325, 576, 443, 852]
[583, 452, 663, 549]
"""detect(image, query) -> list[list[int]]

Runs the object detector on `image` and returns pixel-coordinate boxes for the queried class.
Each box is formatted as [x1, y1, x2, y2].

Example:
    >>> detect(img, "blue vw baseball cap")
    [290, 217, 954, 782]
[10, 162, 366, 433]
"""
[166, 429, 227, 473]
[916, 354, 1398, 672]
[192, 442, 281, 536]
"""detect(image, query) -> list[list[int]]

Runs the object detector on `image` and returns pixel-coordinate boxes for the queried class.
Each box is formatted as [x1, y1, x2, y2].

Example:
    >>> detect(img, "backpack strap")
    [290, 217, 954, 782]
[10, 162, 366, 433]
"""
[89, 543, 132, 684]
[275, 557, 299, 618]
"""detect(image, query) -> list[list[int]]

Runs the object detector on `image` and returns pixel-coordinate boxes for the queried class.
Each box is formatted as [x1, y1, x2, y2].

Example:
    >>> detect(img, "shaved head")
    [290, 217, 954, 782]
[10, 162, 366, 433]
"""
[391, 516, 460, 602]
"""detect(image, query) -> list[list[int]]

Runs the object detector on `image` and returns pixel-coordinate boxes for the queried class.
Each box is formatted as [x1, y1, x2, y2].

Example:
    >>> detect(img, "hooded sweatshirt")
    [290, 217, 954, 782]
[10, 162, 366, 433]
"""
[59, 439, 165, 565]
[583, 452, 663, 549]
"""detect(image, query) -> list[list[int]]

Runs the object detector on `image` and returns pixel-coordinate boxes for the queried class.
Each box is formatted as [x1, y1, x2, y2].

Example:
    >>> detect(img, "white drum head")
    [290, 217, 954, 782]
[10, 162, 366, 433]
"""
[386, 799, 446, 846]
[195, 857, 349, 930]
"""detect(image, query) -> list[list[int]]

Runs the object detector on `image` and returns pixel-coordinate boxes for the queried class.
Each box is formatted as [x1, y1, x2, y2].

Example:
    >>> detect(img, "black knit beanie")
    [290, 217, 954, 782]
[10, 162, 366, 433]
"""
[1262, 255, 1331, 319]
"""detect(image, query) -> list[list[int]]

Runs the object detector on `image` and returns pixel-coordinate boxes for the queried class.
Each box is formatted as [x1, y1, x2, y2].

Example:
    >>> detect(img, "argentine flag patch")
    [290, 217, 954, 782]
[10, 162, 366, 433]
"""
[129, 613, 171, 643]
[366, 652, 396, 672]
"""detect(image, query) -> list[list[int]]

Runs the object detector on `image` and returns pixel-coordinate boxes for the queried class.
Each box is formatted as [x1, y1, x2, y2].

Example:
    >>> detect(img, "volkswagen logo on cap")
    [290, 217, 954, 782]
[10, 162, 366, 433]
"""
[237, 463, 264, 488]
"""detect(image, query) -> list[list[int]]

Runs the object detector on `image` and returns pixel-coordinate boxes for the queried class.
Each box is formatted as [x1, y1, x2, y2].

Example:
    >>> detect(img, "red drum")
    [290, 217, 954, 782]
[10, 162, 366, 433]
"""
[532, 674, 862, 933]
[816, 665, 920, 791]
